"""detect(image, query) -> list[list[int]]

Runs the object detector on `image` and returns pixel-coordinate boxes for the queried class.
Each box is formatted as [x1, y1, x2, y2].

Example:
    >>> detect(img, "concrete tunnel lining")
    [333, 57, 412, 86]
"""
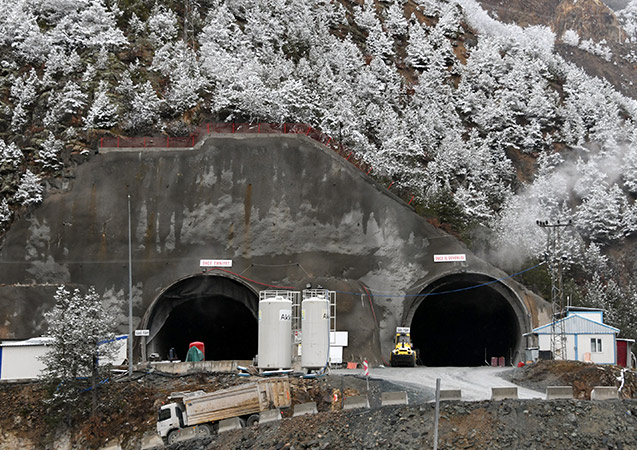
[142, 273, 259, 361]
[405, 272, 530, 367]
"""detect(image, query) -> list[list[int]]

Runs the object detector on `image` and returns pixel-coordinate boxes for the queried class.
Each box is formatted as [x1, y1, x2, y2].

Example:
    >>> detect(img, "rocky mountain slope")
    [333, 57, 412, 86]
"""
[478, 0, 637, 98]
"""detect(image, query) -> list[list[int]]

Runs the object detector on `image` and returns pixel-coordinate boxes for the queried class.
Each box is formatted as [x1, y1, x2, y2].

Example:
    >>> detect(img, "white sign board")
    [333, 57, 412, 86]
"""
[200, 259, 232, 268]
[134, 329, 150, 337]
[396, 327, 410, 334]
[433, 254, 466, 263]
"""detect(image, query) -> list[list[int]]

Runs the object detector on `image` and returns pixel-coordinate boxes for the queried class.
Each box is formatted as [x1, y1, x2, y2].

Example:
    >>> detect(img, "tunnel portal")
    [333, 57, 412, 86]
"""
[145, 274, 258, 362]
[410, 274, 523, 367]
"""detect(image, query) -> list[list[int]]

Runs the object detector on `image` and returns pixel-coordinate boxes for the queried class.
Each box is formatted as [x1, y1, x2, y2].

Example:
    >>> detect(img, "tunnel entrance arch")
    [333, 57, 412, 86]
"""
[406, 272, 529, 367]
[141, 273, 259, 362]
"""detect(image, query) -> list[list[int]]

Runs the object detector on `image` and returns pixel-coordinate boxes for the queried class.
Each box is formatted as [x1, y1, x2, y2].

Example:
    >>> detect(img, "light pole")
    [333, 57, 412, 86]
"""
[128, 194, 133, 377]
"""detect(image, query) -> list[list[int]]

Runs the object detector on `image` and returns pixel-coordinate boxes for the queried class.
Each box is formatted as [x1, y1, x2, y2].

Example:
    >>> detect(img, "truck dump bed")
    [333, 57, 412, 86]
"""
[179, 378, 291, 426]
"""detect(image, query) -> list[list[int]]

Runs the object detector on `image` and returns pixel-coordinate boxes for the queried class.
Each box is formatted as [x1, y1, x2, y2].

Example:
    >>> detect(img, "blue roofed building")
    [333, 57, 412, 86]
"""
[531, 307, 619, 365]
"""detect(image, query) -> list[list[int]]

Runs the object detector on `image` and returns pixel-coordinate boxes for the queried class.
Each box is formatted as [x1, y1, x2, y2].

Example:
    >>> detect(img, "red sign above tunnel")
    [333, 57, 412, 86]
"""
[433, 254, 466, 263]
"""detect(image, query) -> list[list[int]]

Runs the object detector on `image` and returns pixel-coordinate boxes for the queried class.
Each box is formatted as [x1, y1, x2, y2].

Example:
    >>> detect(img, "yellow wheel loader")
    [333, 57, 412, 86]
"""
[390, 327, 417, 367]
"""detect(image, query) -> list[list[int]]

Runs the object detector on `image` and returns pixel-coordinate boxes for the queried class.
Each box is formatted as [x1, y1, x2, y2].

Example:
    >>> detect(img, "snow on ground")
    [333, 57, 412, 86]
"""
[332, 366, 544, 401]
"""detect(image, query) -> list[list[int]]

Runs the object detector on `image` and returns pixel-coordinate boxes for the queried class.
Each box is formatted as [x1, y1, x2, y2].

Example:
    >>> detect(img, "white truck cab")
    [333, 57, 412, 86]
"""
[157, 403, 185, 443]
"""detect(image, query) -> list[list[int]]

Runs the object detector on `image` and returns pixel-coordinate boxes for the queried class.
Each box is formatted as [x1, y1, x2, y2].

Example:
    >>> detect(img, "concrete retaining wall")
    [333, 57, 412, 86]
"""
[144, 360, 251, 374]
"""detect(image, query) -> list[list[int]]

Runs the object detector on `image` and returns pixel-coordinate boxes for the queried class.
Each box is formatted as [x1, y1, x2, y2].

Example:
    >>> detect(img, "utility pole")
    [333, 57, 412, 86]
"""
[128, 194, 133, 377]
[536, 219, 572, 360]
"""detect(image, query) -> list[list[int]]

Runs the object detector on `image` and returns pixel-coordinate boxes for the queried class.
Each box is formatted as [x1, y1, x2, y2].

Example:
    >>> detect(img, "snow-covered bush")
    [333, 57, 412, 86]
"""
[561, 29, 580, 46]
[579, 39, 612, 61]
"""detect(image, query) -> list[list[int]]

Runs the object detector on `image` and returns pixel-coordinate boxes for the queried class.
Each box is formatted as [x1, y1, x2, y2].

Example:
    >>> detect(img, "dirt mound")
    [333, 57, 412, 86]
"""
[505, 360, 637, 399]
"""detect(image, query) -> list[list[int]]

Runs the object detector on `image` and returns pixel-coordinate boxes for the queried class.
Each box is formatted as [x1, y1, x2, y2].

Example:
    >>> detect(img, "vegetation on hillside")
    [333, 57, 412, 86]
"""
[0, 0, 635, 337]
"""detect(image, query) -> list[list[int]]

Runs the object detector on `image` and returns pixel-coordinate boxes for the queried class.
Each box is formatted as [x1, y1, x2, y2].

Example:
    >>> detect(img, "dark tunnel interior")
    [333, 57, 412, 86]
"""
[150, 294, 258, 362]
[410, 280, 520, 366]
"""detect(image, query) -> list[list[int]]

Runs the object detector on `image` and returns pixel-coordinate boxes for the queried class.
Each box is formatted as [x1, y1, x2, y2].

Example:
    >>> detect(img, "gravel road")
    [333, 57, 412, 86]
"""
[332, 366, 545, 401]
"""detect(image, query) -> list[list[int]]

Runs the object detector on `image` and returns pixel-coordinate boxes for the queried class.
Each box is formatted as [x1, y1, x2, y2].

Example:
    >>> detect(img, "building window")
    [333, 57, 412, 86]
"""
[591, 338, 603, 353]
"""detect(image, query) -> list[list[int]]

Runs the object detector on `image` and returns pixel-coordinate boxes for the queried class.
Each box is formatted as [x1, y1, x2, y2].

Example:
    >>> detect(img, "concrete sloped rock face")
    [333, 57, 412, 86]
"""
[0, 134, 549, 364]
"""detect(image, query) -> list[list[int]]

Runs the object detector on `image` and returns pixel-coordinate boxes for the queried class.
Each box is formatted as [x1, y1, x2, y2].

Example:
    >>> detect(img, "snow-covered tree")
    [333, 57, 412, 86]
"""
[623, 144, 637, 193]
[37, 132, 64, 171]
[40, 285, 119, 414]
[582, 274, 637, 340]
[44, 81, 88, 127]
[152, 41, 205, 116]
[13, 170, 43, 206]
[10, 69, 39, 131]
[618, 0, 637, 39]
[147, 5, 178, 47]
[44, 48, 82, 78]
[354, 1, 379, 31]
[128, 12, 145, 37]
[44, 0, 126, 50]
[0, 140, 24, 172]
[124, 81, 162, 132]
[0, 198, 12, 230]
[383, 2, 408, 37]
[84, 81, 118, 129]
[2, 1, 51, 63]
[575, 182, 629, 242]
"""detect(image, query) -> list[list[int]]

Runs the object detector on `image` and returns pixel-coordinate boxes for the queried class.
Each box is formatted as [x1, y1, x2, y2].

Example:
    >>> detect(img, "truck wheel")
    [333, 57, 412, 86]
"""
[197, 424, 212, 437]
[246, 414, 259, 427]
[167, 430, 179, 445]
[239, 417, 247, 428]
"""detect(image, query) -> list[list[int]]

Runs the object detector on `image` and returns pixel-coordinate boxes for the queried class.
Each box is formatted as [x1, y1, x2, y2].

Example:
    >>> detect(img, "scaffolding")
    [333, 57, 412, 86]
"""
[536, 219, 572, 360]
[259, 290, 301, 335]
[259, 289, 337, 365]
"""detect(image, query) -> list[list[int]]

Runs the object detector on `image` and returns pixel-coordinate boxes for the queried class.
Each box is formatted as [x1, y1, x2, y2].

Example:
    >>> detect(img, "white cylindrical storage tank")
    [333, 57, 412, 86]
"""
[301, 296, 330, 369]
[257, 295, 292, 369]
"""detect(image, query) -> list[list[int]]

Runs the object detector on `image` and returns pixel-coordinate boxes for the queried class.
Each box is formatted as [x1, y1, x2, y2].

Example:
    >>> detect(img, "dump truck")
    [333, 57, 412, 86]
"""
[156, 377, 291, 445]
[390, 327, 417, 367]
